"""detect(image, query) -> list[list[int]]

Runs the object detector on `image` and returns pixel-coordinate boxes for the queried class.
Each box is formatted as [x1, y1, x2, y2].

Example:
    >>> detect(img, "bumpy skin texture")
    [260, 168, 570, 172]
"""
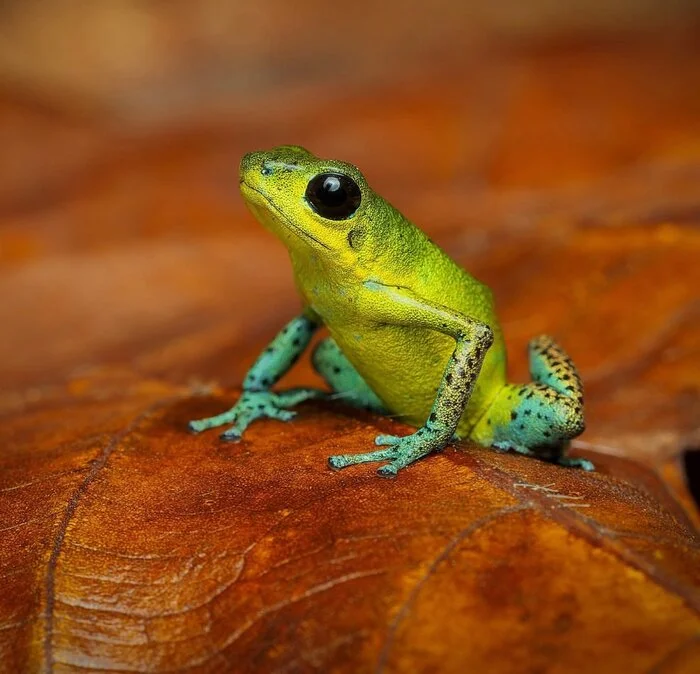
[189, 145, 592, 475]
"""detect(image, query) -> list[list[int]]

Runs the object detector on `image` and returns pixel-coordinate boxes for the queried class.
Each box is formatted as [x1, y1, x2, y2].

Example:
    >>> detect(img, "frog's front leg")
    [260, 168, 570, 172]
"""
[328, 282, 494, 477]
[312, 337, 387, 414]
[188, 313, 324, 440]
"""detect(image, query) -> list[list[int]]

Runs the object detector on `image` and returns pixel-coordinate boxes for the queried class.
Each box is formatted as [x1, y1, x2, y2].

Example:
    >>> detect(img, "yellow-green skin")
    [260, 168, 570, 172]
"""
[189, 145, 591, 476]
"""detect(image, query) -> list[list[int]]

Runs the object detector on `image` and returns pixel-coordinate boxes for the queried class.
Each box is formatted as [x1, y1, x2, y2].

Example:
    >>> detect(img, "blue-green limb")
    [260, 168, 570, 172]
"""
[474, 334, 593, 471]
[312, 338, 387, 414]
[188, 313, 324, 440]
[328, 282, 494, 477]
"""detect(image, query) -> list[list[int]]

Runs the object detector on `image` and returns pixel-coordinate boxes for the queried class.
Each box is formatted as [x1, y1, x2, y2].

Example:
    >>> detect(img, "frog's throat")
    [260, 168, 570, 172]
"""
[240, 181, 330, 251]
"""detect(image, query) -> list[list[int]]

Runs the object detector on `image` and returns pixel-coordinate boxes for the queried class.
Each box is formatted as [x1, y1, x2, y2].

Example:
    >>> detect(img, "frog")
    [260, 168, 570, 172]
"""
[188, 145, 592, 477]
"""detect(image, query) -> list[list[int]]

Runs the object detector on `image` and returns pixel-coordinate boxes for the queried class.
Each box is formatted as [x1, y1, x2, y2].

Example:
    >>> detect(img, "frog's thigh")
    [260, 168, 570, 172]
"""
[485, 335, 591, 470]
[497, 384, 584, 450]
[529, 335, 584, 405]
[312, 338, 387, 413]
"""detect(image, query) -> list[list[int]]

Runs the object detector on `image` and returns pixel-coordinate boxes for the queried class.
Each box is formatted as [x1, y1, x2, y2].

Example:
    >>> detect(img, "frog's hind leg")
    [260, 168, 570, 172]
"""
[477, 335, 592, 471]
[312, 338, 387, 414]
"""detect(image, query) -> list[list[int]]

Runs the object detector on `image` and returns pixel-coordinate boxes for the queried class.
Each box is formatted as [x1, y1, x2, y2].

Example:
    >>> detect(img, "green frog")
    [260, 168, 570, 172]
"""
[189, 145, 592, 477]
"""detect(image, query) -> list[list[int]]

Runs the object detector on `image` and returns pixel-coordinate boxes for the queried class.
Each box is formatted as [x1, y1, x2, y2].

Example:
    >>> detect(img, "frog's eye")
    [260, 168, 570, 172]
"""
[305, 173, 361, 221]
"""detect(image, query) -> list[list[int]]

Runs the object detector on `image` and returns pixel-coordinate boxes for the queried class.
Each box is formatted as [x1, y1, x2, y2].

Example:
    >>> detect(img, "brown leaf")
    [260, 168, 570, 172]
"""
[1, 371, 699, 672]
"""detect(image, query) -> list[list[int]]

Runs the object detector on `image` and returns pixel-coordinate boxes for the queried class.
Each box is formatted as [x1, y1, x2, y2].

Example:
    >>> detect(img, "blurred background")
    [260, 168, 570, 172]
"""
[1, 1, 699, 119]
[0, 0, 699, 481]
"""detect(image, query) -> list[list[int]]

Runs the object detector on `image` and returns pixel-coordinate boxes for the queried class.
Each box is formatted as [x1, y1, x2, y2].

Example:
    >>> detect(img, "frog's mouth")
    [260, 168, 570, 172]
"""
[240, 181, 330, 251]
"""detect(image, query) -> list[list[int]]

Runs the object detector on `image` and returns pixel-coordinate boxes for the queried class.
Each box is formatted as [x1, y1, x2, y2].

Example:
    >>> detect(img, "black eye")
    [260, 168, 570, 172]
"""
[305, 173, 361, 220]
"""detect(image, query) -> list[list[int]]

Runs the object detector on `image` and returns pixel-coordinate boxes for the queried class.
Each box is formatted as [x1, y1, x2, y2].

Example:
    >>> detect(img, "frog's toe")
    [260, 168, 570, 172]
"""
[268, 408, 297, 422]
[276, 387, 326, 407]
[375, 434, 401, 446]
[557, 456, 595, 471]
[376, 463, 399, 479]
[188, 409, 238, 434]
[328, 447, 399, 470]
[492, 441, 512, 453]
[327, 455, 348, 471]
[219, 427, 242, 442]
[493, 441, 533, 456]
[188, 419, 206, 434]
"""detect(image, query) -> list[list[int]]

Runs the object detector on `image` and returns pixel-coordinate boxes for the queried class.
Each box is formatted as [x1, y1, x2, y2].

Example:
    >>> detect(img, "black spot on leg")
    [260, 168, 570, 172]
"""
[292, 338, 300, 347]
[511, 411, 518, 421]
[429, 412, 437, 422]
[446, 373, 453, 385]
[333, 366, 341, 374]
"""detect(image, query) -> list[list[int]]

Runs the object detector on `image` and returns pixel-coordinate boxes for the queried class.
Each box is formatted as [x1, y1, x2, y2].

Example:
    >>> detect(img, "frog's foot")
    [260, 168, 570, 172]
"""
[188, 388, 323, 440]
[492, 441, 594, 471]
[328, 429, 447, 478]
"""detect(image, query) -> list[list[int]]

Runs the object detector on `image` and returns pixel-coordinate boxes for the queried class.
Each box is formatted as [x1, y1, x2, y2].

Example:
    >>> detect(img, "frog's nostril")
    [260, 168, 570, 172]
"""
[239, 151, 275, 183]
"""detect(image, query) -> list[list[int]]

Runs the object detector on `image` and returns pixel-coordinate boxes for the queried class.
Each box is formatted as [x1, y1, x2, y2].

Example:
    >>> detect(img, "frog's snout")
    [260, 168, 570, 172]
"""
[239, 151, 265, 185]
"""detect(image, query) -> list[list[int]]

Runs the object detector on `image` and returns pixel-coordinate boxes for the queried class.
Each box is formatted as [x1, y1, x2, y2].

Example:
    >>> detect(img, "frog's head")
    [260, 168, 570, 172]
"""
[239, 145, 387, 267]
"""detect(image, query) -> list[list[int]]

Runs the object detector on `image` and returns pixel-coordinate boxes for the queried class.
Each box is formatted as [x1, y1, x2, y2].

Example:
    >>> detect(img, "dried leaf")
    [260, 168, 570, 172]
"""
[1, 370, 700, 672]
